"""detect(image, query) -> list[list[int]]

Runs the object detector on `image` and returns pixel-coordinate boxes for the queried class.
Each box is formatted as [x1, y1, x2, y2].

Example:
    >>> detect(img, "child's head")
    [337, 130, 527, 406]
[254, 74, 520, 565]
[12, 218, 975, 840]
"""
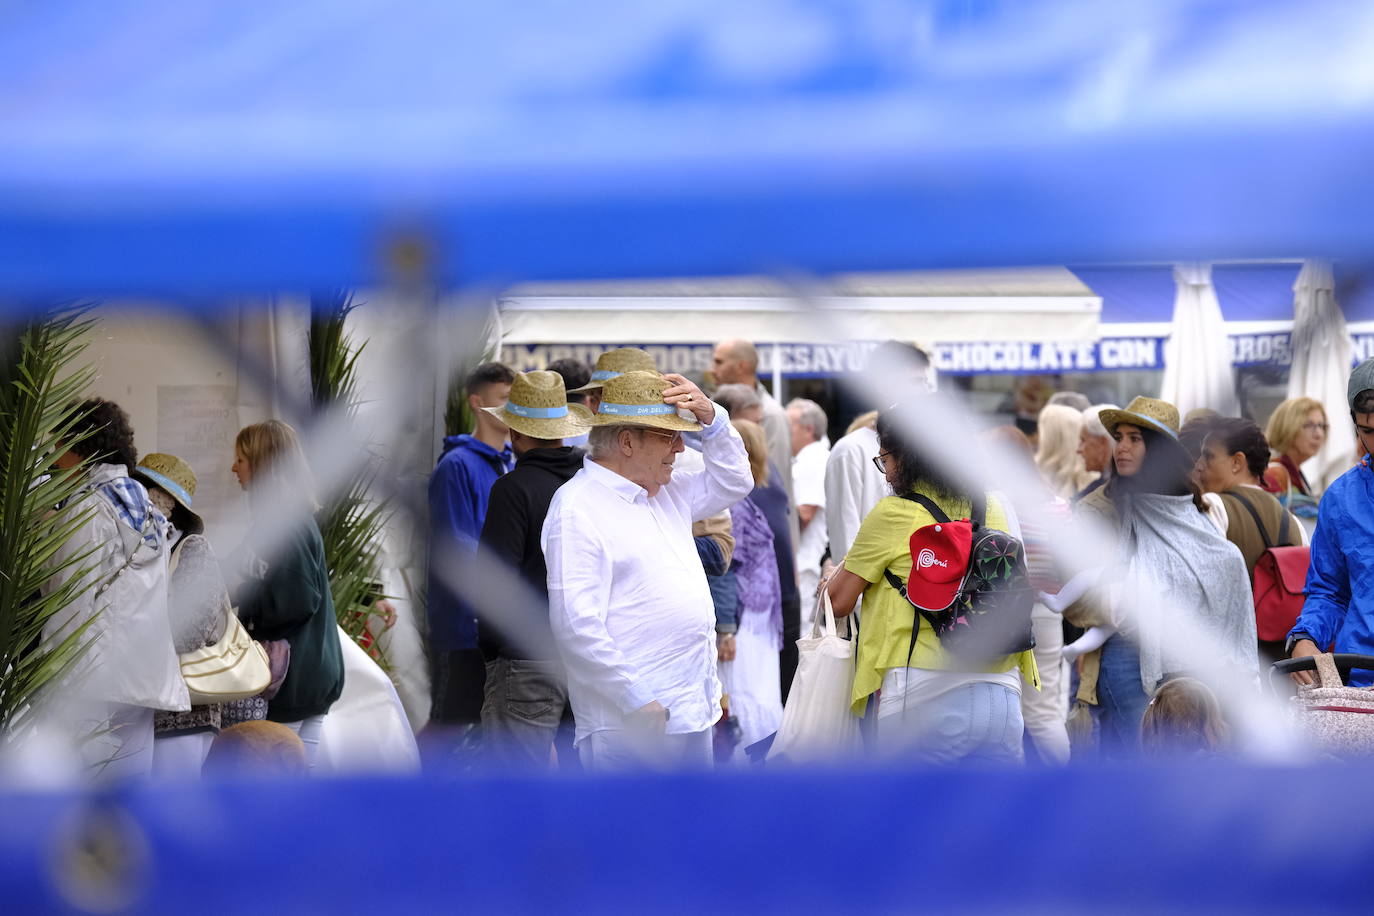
[1141, 677, 1227, 755]
[204, 721, 308, 776]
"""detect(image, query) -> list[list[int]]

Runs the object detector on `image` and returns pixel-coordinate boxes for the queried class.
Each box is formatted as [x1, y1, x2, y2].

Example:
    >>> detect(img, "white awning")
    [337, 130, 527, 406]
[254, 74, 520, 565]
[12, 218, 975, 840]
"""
[497, 268, 1101, 345]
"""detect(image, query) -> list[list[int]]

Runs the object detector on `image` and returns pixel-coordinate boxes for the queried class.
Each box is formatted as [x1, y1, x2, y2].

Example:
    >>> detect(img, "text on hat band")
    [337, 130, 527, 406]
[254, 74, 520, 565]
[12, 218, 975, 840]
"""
[505, 403, 568, 419]
[598, 402, 676, 417]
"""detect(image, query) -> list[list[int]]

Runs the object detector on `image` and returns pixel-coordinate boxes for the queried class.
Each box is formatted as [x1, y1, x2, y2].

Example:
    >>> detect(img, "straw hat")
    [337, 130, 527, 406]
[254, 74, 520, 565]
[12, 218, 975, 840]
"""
[567, 348, 659, 393]
[588, 370, 702, 432]
[482, 370, 594, 439]
[1098, 397, 1182, 441]
[133, 452, 205, 535]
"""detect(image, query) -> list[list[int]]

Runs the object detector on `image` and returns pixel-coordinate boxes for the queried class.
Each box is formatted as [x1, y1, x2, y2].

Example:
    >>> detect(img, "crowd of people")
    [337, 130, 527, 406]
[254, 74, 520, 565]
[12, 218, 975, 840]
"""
[419, 335, 1374, 770]
[35, 404, 347, 780]
[31, 340, 1374, 778]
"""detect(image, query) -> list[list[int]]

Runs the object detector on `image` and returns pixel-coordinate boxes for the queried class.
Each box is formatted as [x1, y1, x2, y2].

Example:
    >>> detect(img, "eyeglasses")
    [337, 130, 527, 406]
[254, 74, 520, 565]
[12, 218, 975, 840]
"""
[638, 428, 684, 447]
[871, 451, 891, 473]
[1303, 422, 1330, 433]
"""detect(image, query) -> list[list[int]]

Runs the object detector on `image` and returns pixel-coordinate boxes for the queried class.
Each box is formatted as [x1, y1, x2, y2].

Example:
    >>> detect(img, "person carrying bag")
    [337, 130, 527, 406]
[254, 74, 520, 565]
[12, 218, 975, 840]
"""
[1226, 489, 1310, 644]
[768, 588, 861, 763]
[820, 403, 1039, 764]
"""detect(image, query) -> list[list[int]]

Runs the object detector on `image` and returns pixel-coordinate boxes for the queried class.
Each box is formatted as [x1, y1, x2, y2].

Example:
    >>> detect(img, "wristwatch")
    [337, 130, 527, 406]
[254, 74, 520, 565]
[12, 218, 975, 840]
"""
[1285, 631, 1314, 655]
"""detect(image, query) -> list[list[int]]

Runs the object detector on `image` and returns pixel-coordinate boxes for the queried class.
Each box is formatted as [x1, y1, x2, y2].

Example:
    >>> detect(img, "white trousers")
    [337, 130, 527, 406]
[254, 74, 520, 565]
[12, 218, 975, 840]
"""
[82, 704, 156, 783]
[1021, 604, 1071, 765]
[580, 727, 712, 773]
[152, 730, 216, 779]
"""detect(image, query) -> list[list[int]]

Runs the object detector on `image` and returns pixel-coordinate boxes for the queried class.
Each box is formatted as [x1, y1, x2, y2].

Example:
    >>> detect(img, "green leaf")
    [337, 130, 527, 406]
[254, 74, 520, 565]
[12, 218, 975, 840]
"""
[0, 304, 104, 731]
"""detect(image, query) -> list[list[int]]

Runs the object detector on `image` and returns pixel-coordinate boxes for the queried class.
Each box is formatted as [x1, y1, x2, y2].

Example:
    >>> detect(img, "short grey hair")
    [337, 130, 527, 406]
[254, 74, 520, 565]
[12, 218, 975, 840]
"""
[1081, 403, 1118, 440]
[1048, 391, 1092, 412]
[714, 383, 762, 417]
[787, 398, 828, 441]
[587, 424, 633, 459]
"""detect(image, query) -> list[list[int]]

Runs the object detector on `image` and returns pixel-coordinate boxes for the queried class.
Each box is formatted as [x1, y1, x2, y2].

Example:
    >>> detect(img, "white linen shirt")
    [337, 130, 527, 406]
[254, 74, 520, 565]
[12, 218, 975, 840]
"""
[792, 436, 831, 581]
[543, 408, 754, 744]
[824, 425, 890, 562]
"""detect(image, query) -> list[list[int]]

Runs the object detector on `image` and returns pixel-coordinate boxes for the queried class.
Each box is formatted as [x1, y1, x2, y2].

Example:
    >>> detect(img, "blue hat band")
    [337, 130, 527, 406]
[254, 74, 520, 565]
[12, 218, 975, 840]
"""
[1132, 413, 1179, 440]
[598, 402, 676, 417]
[590, 369, 621, 382]
[505, 403, 568, 419]
[134, 466, 193, 508]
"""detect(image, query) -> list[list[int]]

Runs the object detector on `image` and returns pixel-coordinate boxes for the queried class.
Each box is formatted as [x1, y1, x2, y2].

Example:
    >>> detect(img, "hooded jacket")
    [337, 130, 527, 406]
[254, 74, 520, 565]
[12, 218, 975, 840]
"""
[41, 464, 188, 713]
[427, 434, 514, 651]
[477, 446, 582, 660]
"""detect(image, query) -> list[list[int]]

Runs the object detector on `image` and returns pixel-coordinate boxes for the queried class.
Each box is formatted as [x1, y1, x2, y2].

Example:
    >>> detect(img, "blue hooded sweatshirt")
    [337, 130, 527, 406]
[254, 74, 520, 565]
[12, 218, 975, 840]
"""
[427, 434, 514, 651]
[1292, 455, 1374, 685]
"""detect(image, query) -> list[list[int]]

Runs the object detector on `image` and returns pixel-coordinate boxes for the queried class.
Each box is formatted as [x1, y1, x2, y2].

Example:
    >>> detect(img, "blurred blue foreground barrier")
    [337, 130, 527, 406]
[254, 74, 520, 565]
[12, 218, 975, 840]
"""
[3, 0, 1374, 297]
[1, 762, 1370, 913]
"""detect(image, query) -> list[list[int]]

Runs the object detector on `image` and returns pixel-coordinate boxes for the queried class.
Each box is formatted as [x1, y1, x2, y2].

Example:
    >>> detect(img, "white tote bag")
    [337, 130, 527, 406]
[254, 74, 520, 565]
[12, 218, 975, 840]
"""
[768, 589, 862, 763]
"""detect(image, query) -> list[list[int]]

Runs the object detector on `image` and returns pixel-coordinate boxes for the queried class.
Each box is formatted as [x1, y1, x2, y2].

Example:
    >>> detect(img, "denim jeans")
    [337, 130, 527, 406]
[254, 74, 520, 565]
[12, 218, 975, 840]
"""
[1097, 634, 1148, 759]
[877, 680, 1024, 765]
[284, 714, 326, 772]
[481, 657, 569, 768]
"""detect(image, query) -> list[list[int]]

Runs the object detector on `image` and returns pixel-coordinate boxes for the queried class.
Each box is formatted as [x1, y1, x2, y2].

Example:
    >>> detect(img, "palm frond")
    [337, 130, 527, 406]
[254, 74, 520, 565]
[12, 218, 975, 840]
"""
[0, 307, 104, 730]
[308, 292, 393, 669]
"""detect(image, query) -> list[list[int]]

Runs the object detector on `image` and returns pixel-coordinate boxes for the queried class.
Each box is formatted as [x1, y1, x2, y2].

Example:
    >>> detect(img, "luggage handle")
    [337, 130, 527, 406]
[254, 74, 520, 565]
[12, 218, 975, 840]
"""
[1270, 653, 1374, 688]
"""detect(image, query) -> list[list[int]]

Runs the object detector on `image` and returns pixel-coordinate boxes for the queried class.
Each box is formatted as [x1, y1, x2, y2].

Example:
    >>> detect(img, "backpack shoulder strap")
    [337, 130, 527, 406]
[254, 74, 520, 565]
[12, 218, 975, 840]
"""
[897, 490, 989, 527]
[1227, 489, 1275, 551]
[897, 491, 951, 523]
[883, 569, 943, 664]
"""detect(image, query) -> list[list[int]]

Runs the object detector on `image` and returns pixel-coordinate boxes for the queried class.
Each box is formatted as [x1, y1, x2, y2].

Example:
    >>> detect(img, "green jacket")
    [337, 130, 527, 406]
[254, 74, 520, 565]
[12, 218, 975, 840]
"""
[237, 520, 345, 723]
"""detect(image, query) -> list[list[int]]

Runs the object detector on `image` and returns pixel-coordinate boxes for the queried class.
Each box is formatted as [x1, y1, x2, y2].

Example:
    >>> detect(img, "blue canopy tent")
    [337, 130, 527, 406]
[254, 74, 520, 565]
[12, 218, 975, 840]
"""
[5, 0, 1374, 911]
[3, 0, 1374, 300]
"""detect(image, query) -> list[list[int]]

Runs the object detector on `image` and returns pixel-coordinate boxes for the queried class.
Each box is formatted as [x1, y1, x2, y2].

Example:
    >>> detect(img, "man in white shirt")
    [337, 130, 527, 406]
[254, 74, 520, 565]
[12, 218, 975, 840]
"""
[825, 342, 932, 563]
[824, 416, 887, 565]
[787, 398, 830, 631]
[543, 370, 753, 771]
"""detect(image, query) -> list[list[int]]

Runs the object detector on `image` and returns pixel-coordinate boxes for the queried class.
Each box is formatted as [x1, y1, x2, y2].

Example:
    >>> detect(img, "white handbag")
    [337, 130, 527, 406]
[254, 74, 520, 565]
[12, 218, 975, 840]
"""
[768, 588, 862, 763]
[180, 606, 272, 705]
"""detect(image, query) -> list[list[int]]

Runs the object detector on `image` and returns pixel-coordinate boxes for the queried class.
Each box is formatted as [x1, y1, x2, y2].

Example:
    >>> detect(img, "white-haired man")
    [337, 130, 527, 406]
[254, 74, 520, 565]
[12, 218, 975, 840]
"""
[543, 370, 753, 770]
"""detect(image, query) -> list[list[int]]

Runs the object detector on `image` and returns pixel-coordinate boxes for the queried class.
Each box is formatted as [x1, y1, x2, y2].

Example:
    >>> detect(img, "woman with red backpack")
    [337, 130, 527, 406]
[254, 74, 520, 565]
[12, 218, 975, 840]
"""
[1194, 417, 1308, 665]
[824, 405, 1039, 764]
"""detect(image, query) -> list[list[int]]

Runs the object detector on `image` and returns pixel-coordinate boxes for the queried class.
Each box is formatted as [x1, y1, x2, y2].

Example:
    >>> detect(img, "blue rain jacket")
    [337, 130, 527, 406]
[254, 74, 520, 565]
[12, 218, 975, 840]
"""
[1292, 455, 1374, 686]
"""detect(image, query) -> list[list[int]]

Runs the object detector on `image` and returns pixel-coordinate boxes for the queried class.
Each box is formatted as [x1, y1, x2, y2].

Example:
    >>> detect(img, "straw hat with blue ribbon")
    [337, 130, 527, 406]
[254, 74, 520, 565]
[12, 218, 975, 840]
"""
[482, 370, 593, 439]
[133, 452, 205, 535]
[589, 370, 703, 432]
[567, 347, 659, 394]
[1098, 396, 1182, 441]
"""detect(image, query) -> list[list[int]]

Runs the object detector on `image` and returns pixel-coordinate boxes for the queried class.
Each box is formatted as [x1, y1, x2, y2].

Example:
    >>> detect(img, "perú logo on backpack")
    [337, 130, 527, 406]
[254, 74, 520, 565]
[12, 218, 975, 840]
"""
[883, 492, 1036, 664]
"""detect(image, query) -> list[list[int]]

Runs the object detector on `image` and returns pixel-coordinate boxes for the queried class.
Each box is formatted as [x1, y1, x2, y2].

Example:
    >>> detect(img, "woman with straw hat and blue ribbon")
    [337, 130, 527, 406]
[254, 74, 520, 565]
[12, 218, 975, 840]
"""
[134, 452, 248, 776]
[1058, 397, 1254, 758]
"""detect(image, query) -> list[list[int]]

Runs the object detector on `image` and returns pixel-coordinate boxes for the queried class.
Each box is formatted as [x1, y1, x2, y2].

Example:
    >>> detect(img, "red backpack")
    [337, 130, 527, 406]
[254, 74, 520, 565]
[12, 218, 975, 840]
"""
[1229, 491, 1310, 642]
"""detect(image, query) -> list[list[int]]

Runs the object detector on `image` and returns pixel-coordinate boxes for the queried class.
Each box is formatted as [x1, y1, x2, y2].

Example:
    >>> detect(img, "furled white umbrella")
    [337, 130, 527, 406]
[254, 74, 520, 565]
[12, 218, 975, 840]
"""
[1159, 263, 1241, 418]
[1288, 259, 1354, 491]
